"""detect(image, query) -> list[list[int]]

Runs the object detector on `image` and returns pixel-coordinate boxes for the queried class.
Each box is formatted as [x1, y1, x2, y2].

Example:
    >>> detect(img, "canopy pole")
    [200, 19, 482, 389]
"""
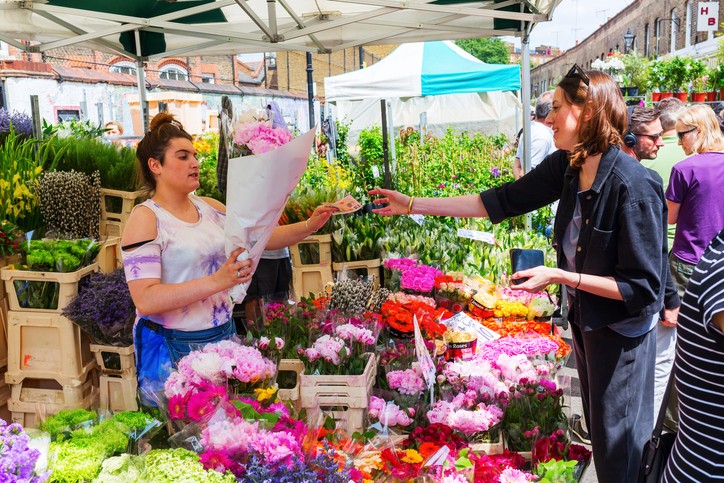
[306, 52, 315, 129]
[134, 30, 149, 133]
[381, 99, 391, 189]
[521, 10, 533, 231]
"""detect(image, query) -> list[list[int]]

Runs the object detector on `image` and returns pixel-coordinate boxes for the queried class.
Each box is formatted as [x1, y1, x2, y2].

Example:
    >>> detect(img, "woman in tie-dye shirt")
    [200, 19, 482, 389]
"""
[120, 113, 335, 402]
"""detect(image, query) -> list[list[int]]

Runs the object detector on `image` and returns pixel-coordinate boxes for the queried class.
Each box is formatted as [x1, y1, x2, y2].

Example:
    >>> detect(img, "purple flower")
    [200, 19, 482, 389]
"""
[491, 167, 501, 178]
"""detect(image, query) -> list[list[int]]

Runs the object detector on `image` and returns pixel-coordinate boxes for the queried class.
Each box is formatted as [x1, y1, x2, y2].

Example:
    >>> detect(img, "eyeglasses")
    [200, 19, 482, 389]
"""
[565, 64, 590, 86]
[677, 127, 697, 140]
[633, 132, 663, 141]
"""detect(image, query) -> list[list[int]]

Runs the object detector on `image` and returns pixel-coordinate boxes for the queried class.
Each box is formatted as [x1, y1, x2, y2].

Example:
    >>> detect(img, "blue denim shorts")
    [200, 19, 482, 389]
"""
[134, 319, 234, 406]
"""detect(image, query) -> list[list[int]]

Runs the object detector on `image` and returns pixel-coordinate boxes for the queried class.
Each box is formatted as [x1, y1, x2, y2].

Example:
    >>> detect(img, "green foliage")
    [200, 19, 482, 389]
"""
[41, 408, 97, 440]
[42, 118, 107, 139]
[621, 52, 649, 90]
[666, 56, 691, 92]
[43, 136, 138, 191]
[455, 37, 510, 65]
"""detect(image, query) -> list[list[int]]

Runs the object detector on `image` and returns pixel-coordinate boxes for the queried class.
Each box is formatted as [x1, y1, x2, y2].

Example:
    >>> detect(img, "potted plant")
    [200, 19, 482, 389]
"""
[688, 58, 708, 102]
[667, 56, 691, 101]
[648, 59, 671, 101]
[622, 52, 649, 97]
[707, 64, 723, 101]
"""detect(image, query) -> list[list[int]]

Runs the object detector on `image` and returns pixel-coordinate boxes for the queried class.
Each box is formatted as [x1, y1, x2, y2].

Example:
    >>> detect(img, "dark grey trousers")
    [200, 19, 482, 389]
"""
[571, 322, 656, 483]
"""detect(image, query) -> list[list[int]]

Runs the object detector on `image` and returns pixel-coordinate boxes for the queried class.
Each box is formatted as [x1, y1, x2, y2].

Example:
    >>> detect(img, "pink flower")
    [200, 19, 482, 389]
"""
[233, 121, 292, 154]
[387, 368, 426, 395]
[167, 394, 187, 420]
[200, 449, 233, 473]
[187, 392, 216, 422]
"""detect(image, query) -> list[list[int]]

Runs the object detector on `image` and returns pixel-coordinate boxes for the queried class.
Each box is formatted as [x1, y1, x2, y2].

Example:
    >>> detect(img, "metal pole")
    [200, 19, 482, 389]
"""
[134, 30, 149, 133]
[306, 52, 315, 129]
[381, 99, 391, 189]
[30, 95, 41, 139]
[359, 46, 364, 69]
[521, 34, 532, 232]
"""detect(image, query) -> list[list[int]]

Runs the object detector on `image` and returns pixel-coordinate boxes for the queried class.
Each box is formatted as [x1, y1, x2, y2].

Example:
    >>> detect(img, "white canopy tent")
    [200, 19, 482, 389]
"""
[0, 0, 563, 173]
[325, 41, 523, 144]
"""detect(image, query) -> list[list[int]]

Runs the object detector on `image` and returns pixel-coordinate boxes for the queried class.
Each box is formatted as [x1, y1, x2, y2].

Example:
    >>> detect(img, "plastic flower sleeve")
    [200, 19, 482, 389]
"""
[224, 127, 316, 303]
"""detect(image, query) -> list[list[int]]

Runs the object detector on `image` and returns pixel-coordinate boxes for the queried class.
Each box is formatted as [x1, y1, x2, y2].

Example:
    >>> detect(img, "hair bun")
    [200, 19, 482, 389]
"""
[149, 112, 182, 131]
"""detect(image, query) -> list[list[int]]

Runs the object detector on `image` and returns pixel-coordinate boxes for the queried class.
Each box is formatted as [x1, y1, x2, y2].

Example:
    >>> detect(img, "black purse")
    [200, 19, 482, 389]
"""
[638, 365, 676, 483]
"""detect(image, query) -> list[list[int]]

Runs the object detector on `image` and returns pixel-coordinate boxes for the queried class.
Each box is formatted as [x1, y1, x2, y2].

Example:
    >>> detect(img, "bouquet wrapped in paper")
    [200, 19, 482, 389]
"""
[223, 106, 316, 302]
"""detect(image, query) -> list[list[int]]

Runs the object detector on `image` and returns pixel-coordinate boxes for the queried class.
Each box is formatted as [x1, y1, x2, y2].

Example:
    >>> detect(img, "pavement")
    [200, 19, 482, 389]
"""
[558, 326, 598, 483]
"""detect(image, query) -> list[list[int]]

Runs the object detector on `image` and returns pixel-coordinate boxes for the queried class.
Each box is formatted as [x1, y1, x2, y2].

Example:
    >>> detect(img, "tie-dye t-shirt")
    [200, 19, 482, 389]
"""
[121, 195, 232, 331]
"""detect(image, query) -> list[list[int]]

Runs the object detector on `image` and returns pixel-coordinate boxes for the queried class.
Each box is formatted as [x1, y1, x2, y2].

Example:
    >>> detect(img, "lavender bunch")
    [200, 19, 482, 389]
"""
[0, 108, 34, 138]
[61, 268, 135, 346]
[0, 419, 50, 483]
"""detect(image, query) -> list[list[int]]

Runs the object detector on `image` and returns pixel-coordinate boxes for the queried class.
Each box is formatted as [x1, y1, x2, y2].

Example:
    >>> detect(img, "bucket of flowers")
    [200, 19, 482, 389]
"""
[532, 429, 592, 482]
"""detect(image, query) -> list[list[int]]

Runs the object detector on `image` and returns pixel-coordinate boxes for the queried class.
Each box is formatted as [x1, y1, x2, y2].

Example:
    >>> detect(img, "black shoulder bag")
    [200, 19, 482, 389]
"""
[638, 365, 677, 483]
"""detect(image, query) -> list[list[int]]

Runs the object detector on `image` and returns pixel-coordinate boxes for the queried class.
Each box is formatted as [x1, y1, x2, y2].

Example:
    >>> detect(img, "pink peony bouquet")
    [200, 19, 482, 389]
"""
[426, 391, 504, 437]
[384, 257, 443, 294]
[368, 396, 415, 429]
[164, 339, 277, 413]
[438, 357, 509, 399]
[233, 120, 292, 155]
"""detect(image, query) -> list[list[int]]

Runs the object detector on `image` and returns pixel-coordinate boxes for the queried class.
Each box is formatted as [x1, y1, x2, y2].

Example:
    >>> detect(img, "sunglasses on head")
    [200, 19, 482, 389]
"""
[565, 64, 590, 86]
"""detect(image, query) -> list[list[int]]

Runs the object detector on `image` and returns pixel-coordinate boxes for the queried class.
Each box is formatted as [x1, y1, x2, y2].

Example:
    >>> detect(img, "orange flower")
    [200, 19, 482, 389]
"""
[418, 442, 440, 459]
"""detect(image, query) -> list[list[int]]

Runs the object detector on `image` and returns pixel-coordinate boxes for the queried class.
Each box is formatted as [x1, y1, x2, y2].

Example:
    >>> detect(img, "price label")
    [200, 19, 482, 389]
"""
[443, 311, 500, 342]
[457, 228, 496, 244]
[413, 317, 436, 388]
[409, 214, 424, 225]
[371, 165, 380, 178]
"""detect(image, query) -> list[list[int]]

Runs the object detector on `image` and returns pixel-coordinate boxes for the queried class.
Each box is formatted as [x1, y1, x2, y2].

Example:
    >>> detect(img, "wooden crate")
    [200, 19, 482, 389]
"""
[300, 353, 376, 435]
[99, 374, 138, 412]
[292, 265, 334, 300]
[332, 259, 382, 288]
[100, 188, 143, 223]
[289, 235, 332, 268]
[8, 375, 95, 428]
[1, 263, 98, 313]
[89, 344, 135, 377]
[97, 236, 122, 273]
[277, 358, 304, 409]
[4, 311, 96, 386]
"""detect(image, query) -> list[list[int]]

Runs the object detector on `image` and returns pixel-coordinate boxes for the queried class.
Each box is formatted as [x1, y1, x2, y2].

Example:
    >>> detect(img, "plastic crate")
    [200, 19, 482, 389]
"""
[332, 259, 382, 288]
[1, 263, 98, 313]
[277, 359, 304, 409]
[8, 375, 95, 428]
[89, 344, 135, 377]
[0, 298, 8, 369]
[100, 219, 126, 238]
[4, 311, 96, 386]
[292, 266, 334, 300]
[300, 353, 376, 404]
[97, 236, 122, 274]
[100, 188, 143, 223]
[470, 429, 504, 455]
[289, 235, 332, 267]
[99, 374, 138, 412]
[0, 377, 9, 407]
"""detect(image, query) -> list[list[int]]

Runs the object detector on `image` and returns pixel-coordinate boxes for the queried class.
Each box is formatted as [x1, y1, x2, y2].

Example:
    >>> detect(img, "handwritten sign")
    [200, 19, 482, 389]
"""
[443, 311, 501, 342]
[457, 228, 496, 245]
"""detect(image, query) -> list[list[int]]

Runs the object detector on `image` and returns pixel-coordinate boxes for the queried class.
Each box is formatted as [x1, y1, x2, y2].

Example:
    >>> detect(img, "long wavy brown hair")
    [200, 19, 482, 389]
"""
[557, 69, 627, 168]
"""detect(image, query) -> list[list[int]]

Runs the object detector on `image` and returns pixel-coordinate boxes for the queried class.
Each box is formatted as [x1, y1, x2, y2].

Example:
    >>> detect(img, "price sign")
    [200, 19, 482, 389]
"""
[457, 228, 496, 245]
[443, 311, 501, 342]
[409, 214, 425, 225]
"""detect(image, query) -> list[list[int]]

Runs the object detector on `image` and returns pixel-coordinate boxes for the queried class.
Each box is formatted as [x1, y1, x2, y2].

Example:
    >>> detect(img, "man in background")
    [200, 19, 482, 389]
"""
[513, 90, 555, 179]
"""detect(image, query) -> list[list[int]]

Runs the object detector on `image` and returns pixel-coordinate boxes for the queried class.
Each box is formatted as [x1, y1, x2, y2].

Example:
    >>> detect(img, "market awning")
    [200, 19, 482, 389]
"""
[0, 0, 560, 60]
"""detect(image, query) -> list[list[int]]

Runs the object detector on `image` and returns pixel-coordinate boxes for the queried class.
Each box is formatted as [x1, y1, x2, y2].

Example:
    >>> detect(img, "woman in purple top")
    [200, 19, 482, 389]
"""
[667, 104, 724, 295]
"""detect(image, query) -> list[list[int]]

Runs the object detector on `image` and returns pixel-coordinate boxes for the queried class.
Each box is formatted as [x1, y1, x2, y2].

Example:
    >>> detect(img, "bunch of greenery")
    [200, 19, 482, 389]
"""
[38, 170, 101, 239]
[621, 52, 649, 91]
[0, 127, 54, 231]
[193, 132, 225, 203]
[331, 214, 385, 262]
[42, 136, 138, 191]
[41, 118, 107, 139]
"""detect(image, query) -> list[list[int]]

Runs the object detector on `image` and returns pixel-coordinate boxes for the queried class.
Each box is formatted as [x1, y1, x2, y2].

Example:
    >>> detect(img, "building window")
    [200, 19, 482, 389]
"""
[654, 19, 661, 56]
[110, 61, 137, 75]
[685, 1, 692, 48]
[160, 65, 188, 81]
[201, 73, 215, 84]
[671, 10, 678, 52]
[644, 24, 650, 57]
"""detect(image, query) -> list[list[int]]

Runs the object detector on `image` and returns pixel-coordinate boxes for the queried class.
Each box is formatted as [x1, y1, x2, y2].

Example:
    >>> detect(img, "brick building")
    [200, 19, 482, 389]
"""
[530, 0, 724, 96]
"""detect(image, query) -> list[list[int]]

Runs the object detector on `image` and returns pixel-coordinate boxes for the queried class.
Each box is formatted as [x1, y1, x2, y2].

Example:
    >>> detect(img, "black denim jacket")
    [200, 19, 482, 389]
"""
[481, 146, 678, 331]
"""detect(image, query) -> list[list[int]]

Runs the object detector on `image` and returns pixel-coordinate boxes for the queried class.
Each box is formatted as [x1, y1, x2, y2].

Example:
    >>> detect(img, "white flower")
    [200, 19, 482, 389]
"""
[189, 351, 224, 383]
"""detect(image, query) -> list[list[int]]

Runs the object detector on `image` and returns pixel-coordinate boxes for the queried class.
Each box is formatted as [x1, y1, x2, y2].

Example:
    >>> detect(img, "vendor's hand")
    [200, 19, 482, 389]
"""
[661, 307, 679, 328]
[510, 266, 558, 293]
[368, 188, 410, 216]
[218, 247, 254, 287]
[307, 205, 337, 232]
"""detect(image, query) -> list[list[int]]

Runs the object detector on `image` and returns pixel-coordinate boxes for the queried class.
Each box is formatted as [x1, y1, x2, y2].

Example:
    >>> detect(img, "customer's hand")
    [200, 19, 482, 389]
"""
[217, 247, 254, 288]
[510, 266, 558, 293]
[661, 307, 679, 327]
[307, 205, 337, 232]
[368, 188, 410, 216]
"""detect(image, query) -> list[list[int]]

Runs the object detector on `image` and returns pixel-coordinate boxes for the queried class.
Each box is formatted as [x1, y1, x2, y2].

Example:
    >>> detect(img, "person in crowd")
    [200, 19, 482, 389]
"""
[513, 90, 555, 179]
[662, 229, 724, 482]
[104, 120, 125, 146]
[371, 66, 669, 483]
[667, 104, 724, 296]
[620, 106, 682, 429]
[120, 113, 335, 400]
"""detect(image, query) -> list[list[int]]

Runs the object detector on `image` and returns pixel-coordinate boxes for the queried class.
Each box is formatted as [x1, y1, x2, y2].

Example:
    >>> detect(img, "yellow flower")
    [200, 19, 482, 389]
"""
[401, 449, 423, 464]
[254, 386, 277, 402]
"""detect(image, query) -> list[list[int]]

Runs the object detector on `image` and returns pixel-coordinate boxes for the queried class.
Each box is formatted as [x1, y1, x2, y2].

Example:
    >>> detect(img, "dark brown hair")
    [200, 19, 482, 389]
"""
[629, 106, 660, 133]
[558, 70, 627, 168]
[135, 113, 192, 192]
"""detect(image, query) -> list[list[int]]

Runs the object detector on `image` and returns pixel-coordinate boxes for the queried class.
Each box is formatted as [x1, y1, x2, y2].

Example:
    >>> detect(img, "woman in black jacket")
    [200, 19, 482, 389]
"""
[371, 66, 671, 483]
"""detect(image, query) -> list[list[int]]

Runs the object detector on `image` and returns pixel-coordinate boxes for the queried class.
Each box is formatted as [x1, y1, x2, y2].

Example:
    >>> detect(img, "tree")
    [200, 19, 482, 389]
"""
[455, 38, 510, 65]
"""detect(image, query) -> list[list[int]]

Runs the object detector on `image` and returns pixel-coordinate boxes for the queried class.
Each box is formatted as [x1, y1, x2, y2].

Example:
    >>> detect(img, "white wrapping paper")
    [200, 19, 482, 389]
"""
[224, 127, 316, 301]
